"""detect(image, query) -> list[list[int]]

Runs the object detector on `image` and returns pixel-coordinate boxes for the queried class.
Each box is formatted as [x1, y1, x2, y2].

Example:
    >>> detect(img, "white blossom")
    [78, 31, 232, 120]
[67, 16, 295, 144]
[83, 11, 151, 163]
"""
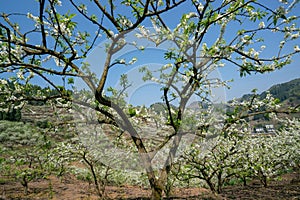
[150, 77, 160, 82]
[108, 30, 114, 37]
[139, 46, 145, 51]
[271, 27, 280, 32]
[27, 12, 33, 19]
[128, 57, 137, 65]
[202, 43, 207, 51]
[119, 59, 126, 64]
[54, 57, 61, 66]
[185, 12, 198, 19]
[259, 21, 265, 29]
[279, 0, 288, 4]
[138, 26, 149, 37]
[253, 51, 259, 58]
[56, 0, 62, 6]
[135, 33, 143, 39]
[0, 79, 8, 85]
[28, 71, 34, 79]
[161, 63, 173, 70]
[291, 33, 300, 39]
[119, 17, 133, 27]
[218, 63, 225, 67]
[197, 3, 204, 12]
[279, 41, 285, 48]
[123, 2, 130, 6]
[294, 45, 300, 52]
[16, 71, 24, 80]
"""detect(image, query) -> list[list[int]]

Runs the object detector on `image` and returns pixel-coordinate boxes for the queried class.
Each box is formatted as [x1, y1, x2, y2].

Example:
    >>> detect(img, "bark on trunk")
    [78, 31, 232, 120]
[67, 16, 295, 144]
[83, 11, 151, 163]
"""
[149, 168, 169, 199]
[150, 185, 163, 200]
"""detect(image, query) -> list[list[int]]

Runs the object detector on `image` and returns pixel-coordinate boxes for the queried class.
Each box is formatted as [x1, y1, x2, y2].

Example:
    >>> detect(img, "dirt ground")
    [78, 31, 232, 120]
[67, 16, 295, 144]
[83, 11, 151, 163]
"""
[1, 172, 299, 200]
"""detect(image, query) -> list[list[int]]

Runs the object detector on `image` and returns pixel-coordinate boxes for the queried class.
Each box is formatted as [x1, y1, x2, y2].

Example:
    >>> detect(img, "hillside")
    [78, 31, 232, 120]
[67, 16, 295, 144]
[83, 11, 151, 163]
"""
[187, 78, 300, 111]
[240, 78, 300, 106]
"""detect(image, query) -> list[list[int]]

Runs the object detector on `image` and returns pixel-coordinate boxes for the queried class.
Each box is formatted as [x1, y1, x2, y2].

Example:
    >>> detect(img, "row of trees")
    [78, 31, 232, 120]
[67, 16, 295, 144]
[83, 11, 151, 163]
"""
[1, 0, 300, 199]
[1, 93, 299, 198]
[0, 81, 66, 121]
[177, 95, 300, 194]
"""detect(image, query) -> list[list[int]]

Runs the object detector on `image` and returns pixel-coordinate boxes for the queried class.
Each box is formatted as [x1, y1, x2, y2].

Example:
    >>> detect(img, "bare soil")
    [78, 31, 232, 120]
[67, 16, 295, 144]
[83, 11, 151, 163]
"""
[0, 172, 299, 200]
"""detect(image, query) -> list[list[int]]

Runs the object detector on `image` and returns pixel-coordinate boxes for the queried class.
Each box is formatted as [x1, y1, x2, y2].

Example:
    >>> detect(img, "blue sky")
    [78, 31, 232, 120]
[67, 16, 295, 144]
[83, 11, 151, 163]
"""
[1, 0, 299, 104]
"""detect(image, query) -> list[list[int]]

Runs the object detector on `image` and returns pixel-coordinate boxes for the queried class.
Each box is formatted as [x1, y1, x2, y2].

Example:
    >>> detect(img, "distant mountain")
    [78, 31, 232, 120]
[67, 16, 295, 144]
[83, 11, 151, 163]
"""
[240, 78, 300, 106]
[151, 79, 300, 111]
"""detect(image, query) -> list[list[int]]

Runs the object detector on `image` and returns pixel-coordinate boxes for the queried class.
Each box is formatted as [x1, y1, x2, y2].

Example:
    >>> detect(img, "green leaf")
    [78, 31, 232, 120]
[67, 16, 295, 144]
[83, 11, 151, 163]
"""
[91, 14, 97, 21]
[128, 107, 136, 117]
[67, 77, 74, 84]
[274, 98, 280, 104]
[164, 51, 176, 60]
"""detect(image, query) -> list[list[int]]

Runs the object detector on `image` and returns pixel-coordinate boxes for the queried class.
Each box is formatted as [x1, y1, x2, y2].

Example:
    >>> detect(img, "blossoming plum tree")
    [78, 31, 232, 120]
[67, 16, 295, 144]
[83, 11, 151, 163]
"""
[1, 0, 300, 199]
[178, 93, 300, 193]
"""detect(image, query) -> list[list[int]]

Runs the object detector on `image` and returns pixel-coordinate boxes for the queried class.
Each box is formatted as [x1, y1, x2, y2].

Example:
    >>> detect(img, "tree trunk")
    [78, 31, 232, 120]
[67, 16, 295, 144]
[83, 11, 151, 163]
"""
[21, 175, 29, 195]
[148, 169, 168, 200]
[242, 176, 247, 186]
[148, 132, 183, 199]
[205, 179, 216, 194]
[150, 185, 163, 200]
